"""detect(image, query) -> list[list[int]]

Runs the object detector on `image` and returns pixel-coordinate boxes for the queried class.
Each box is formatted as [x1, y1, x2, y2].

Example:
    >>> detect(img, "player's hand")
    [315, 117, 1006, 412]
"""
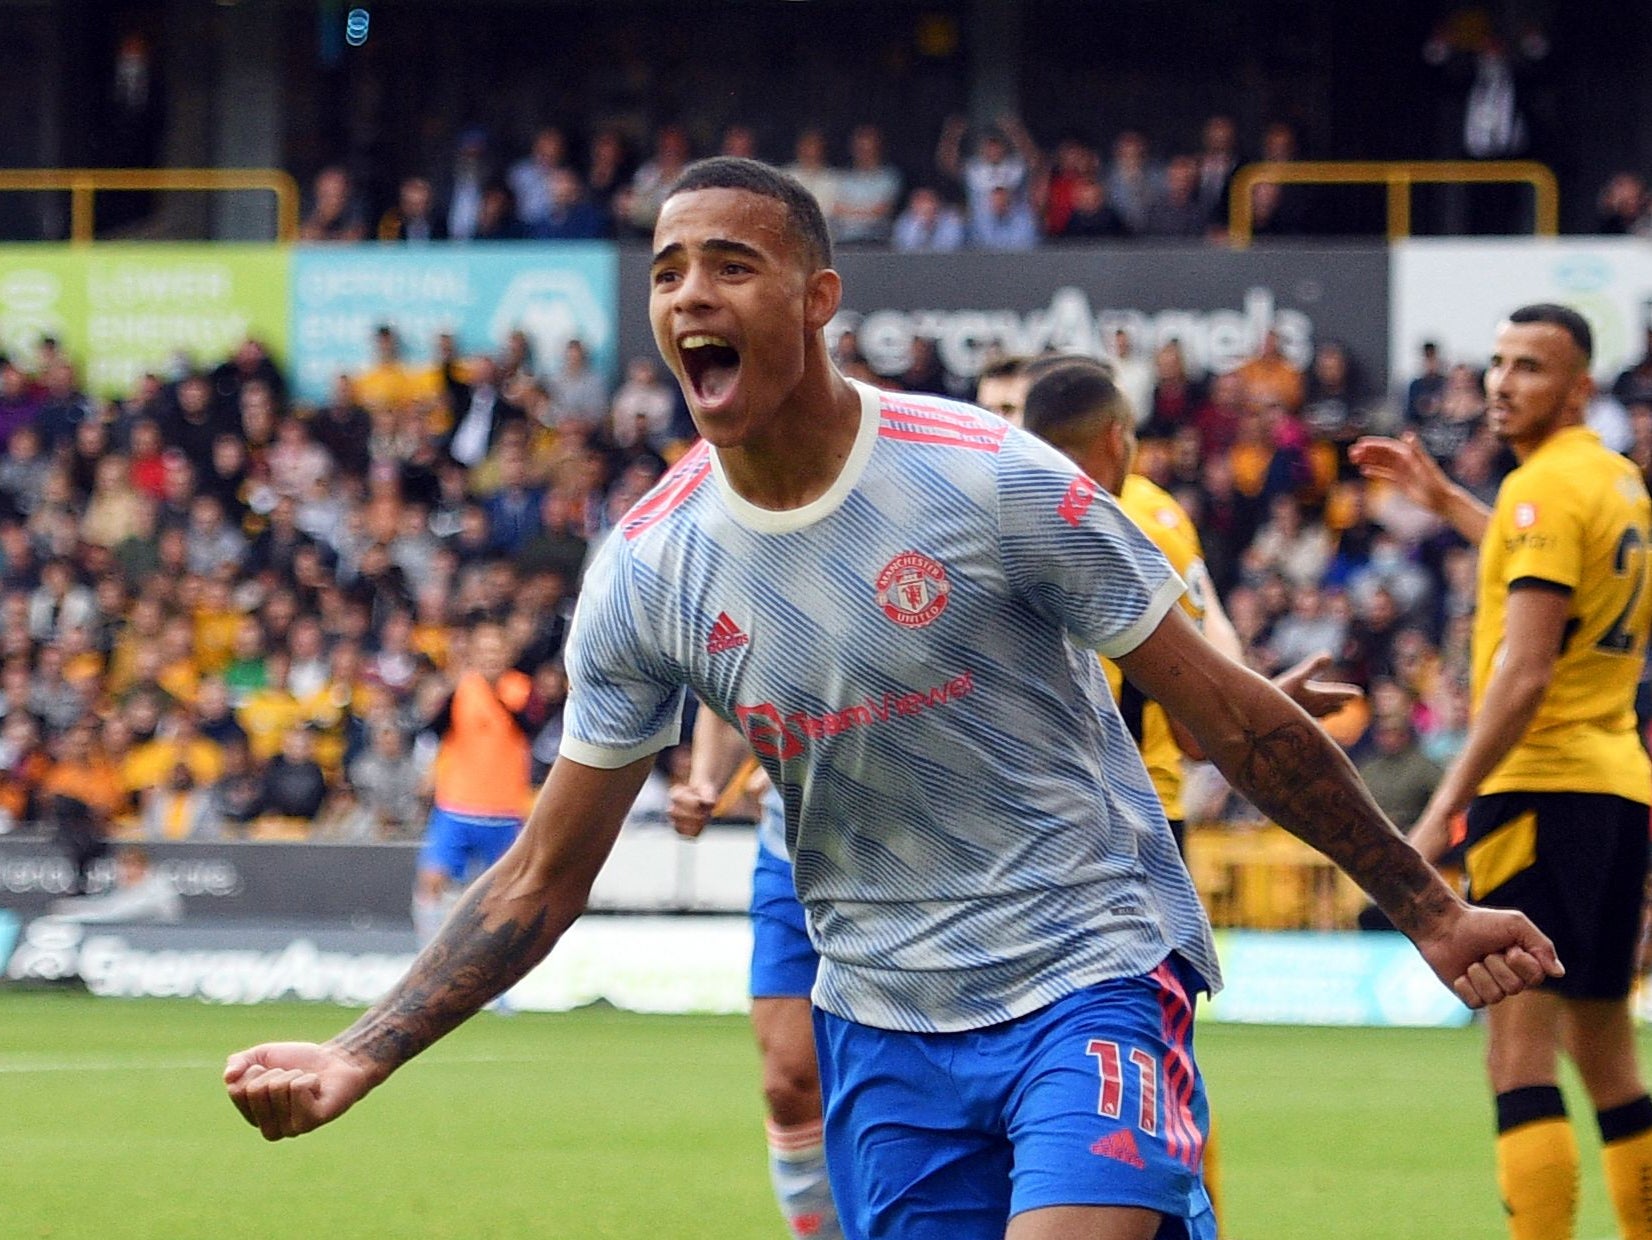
[1272, 653, 1362, 718]
[1348, 432, 1450, 515]
[224, 1041, 375, 1141]
[668, 779, 717, 840]
[1409, 901, 1564, 1010]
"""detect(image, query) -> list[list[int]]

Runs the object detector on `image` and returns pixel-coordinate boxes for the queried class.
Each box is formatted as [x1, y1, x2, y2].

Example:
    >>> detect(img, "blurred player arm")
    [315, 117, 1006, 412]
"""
[1117, 606, 1561, 1005]
[1350, 431, 1491, 543]
[1405, 583, 1568, 862]
[225, 753, 654, 1139]
[669, 706, 755, 839]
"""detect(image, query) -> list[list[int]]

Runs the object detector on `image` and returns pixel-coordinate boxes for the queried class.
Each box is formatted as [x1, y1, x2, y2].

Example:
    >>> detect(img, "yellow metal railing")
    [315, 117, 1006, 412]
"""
[1228, 159, 1559, 246]
[0, 168, 301, 244]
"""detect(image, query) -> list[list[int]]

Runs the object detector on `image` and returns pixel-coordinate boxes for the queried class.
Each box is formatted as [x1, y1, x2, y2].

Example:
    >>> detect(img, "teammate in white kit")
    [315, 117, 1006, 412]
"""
[225, 159, 1562, 1240]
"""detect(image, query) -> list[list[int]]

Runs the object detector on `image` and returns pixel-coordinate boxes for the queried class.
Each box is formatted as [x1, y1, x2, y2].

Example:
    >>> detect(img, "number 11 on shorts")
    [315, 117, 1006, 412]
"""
[1087, 1038, 1159, 1135]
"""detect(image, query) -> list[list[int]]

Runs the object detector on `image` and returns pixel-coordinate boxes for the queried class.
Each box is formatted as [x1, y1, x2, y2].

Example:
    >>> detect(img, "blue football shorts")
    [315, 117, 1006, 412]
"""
[417, 806, 522, 881]
[813, 954, 1215, 1240]
[748, 843, 819, 1000]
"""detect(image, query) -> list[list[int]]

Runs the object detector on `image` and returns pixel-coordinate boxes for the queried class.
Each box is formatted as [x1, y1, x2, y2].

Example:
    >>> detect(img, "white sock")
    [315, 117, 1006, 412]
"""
[766, 1119, 842, 1239]
[411, 886, 458, 946]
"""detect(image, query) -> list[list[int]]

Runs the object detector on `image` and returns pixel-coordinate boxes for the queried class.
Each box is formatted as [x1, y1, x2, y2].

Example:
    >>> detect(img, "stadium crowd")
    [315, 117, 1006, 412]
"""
[4, 313, 1652, 867]
[299, 112, 1336, 252]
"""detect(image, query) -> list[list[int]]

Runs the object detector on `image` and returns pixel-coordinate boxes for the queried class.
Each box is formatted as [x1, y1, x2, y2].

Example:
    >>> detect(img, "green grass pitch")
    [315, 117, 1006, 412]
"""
[2, 991, 1639, 1239]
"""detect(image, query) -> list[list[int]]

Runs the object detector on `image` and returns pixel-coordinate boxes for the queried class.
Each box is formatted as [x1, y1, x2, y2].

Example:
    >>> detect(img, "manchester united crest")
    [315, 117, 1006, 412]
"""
[875, 551, 951, 628]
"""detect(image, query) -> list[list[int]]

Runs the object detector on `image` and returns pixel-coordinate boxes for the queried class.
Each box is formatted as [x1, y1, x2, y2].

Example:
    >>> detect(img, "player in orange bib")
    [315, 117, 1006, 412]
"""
[413, 618, 545, 944]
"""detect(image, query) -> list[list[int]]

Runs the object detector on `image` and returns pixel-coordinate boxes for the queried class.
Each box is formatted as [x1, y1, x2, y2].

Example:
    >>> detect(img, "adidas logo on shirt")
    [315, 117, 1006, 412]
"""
[706, 611, 750, 654]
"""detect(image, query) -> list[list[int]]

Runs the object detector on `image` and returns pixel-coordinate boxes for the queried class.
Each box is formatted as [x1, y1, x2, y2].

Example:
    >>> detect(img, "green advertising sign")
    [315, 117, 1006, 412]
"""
[0, 245, 289, 396]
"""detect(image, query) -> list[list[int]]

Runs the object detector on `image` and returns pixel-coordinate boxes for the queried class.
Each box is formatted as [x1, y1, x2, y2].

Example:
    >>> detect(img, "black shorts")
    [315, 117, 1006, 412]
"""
[1464, 791, 1651, 1000]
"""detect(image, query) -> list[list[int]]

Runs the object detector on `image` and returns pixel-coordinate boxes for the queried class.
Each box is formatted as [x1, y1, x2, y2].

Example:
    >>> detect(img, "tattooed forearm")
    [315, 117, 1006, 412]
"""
[1223, 717, 1453, 936]
[328, 871, 562, 1079]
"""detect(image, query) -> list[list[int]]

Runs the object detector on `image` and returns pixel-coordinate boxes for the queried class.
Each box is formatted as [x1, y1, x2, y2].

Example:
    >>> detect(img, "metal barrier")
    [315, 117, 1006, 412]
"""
[1228, 159, 1559, 245]
[0, 168, 301, 244]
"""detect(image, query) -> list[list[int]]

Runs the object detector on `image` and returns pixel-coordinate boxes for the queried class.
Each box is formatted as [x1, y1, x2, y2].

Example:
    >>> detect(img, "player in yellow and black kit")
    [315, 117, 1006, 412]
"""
[1025, 357, 1360, 1237]
[1354, 303, 1652, 1240]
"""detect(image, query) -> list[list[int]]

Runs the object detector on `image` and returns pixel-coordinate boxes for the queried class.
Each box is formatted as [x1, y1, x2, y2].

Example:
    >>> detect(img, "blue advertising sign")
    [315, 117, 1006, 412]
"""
[289, 242, 618, 401]
[1206, 931, 1474, 1028]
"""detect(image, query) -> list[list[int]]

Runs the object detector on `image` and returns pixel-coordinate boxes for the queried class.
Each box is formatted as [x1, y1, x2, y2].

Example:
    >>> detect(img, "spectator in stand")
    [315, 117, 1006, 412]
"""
[890, 186, 965, 253]
[1237, 325, 1306, 414]
[784, 127, 839, 227]
[355, 325, 441, 417]
[1594, 172, 1649, 236]
[620, 124, 693, 238]
[347, 724, 425, 841]
[0, 425, 48, 518]
[830, 124, 902, 245]
[1612, 327, 1652, 409]
[443, 355, 524, 469]
[609, 357, 676, 451]
[1268, 583, 1348, 671]
[443, 128, 492, 242]
[1301, 339, 1370, 473]
[584, 126, 633, 220]
[259, 724, 329, 825]
[298, 166, 367, 243]
[1105, 129, 1160, 235]
[183, 495, 246, 578]
[1355, 705, 1443, 832]
[127, 418, 166, 499]
[378, 176, 447, 243]
[1412, 361, 1488, 465]
[1041, 137, 1097, 236]
[936, 114, 1043, 246]
[547, 339, 609, 430]
[529, 168, 609, 241]
[28, 558, 95, 644]
[33, 360, 93, 453]
[1251, 121, 1315, 235]
[80, 455, 150, 551]
[897, 336, 951, 399]
[205, 735, 263, 835]
[719, 123, 759, 160]
[212, 338, 287, 416]
[1245, 492, 1334, 588]
[1195, 370, 1247, 457]
[1141, 340, 1206, 440]
[1142, 155, 1208, 238]
[201, 433, 251, 523]
[1056, 169, 1128, 240]
[160, 373, 223, 475]
[1406, 340, 1447, 425]
[1193, 452, 1260, 595]
[1195, 114, 1241, 233]
[508, 126, 570, 230]
[310, 376, 373, 482]
[482, 442, 545, 557]
[968, 182, 1039, 251]
[471, 181, 527, 240]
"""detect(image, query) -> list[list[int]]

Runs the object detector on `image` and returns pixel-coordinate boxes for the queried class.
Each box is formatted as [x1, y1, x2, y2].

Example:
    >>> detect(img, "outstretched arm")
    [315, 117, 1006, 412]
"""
[1405, 585, 1566, 863]
[1116, 607, 1561, 1007]
[1349, 432, 1491, 544]
[225, 753, 654, 1140]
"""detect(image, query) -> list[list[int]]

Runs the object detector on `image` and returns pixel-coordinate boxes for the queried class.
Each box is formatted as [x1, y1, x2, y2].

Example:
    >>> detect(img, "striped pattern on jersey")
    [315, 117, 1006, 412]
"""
[563, 379, 1219, 1032]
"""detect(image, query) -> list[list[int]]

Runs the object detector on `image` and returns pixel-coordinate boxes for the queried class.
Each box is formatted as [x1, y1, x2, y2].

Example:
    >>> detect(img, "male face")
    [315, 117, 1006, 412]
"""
[1484, 320, 1591, 452]
[974, 372, 1028, 426]
[649, 187, 836, 447]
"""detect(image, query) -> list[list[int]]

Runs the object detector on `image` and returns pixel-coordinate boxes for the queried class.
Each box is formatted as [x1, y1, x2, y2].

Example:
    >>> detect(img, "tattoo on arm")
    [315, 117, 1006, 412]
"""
[330, 872, 557, 1075]
[1228, 717, 1452, 934]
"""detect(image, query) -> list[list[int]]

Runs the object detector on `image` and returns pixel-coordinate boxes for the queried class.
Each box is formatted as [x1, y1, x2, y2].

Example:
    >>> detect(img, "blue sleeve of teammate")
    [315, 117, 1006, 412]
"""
[996, 431, 1185, 658]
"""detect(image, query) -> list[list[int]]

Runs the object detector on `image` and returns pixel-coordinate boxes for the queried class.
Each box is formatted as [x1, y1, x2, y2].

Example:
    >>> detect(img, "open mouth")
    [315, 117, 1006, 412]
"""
[679, 333, 742, 408]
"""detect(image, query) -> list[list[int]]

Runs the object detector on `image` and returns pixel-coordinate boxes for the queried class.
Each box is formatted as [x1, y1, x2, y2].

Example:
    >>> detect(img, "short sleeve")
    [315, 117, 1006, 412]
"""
[998, 432, 1184, 658]
[560, 538, 686, 768]
[1494, 469, 1584, 592]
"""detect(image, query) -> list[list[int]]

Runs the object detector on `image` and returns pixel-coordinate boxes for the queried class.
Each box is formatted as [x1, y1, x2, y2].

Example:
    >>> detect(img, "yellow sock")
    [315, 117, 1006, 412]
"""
[1599, 1096, 1652, 1239]
[1495, 1086, 1576, 1240]
[1202, 1114, 1223, 1232]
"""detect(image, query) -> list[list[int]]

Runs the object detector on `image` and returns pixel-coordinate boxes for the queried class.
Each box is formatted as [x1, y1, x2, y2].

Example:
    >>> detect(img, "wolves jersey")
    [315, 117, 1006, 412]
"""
[1474, 426, 1652, 802]
[562, 380, 1219, 1032]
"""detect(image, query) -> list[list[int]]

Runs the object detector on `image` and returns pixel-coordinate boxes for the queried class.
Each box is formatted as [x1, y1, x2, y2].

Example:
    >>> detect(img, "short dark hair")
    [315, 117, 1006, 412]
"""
[664, 157, 833, 269]
[1023, 358, 1132, 439]
[1508, 303, 1593, 362]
